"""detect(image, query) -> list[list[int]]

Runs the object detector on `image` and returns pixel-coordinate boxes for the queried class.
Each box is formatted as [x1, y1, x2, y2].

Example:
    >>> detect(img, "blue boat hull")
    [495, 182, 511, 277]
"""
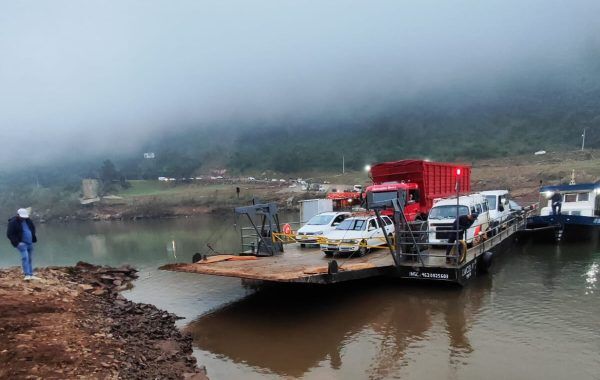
[526, 215, 600, 242]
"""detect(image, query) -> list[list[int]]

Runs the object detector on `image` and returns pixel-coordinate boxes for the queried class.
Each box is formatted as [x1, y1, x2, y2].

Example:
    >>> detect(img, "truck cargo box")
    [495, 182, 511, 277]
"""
[370, 160, 471, 212]
[299, 199, 333, 224]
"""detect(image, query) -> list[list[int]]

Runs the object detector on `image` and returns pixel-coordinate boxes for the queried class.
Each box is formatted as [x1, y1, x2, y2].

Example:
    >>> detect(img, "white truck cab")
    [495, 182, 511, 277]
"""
[428, 194, 490, 245]
[481, 190, 512, 225]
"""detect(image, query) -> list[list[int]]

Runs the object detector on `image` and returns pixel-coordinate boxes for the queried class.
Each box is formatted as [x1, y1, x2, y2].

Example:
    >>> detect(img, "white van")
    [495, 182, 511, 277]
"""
[480, 190, 512, 226]
[428, 194, 491, 245]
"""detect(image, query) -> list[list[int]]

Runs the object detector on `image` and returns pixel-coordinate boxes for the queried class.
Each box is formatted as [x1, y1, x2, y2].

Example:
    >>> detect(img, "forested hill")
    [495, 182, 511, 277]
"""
[3, 56, 600, 185]
[134, 63, 600, 176]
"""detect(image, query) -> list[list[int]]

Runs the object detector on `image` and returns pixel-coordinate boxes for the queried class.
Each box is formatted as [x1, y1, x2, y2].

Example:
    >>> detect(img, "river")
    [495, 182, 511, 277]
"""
[0, 215, 598, 380]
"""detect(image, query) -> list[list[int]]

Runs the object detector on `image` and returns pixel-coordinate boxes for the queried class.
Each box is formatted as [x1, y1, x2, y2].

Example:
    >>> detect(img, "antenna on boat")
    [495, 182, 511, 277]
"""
[570, 170, 576, 185]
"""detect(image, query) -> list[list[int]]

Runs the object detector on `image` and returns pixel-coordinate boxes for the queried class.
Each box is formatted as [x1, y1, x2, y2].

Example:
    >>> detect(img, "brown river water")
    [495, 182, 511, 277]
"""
[0, 215, 598, 379]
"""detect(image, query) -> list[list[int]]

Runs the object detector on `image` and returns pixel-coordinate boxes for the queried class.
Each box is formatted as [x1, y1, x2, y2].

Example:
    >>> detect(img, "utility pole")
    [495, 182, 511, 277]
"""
[581, 128, 586, 151]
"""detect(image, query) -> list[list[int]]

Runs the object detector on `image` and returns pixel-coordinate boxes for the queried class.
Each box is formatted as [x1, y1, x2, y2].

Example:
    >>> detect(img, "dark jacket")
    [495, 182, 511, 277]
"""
[551, 192, 562, 204]
[6, 216, 37, 248]
[453, 214, 476, 232]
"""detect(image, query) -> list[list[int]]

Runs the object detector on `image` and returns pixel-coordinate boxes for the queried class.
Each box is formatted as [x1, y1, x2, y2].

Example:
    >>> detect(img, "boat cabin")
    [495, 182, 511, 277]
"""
[540, 183, 600, 217]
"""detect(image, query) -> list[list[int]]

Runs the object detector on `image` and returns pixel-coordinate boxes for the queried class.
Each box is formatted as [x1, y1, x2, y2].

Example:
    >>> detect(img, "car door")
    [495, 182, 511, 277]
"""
[499, 194, 510, 222]
[366, 218, 382, 246]
[383, 216, 394, 234]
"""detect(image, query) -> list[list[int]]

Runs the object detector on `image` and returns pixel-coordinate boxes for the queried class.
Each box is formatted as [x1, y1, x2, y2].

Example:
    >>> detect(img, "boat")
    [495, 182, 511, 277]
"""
[526, 181, 600, 242]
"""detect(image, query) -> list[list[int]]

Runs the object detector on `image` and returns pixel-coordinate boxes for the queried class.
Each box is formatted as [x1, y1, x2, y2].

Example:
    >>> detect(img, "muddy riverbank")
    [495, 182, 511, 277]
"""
[0, 262, 208, 380]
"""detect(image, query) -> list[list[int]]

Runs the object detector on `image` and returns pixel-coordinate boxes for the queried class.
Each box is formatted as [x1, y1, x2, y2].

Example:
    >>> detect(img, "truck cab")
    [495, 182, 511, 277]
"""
[366, 159, 471, 222]
[365, 182, 423, 220]
[481, 190, 511, 225]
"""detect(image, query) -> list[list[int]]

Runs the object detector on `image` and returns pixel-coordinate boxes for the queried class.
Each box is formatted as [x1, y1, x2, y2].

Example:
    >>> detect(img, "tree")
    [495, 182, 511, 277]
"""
[99, 160, 119, 183]
[98, 159, 129, 194]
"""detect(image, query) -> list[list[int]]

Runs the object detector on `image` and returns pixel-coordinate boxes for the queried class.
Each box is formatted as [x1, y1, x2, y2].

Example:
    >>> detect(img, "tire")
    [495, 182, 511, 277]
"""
[324, 250, 334, 258]
[478, 251, 493, 273]
[300, 243, 306, 248]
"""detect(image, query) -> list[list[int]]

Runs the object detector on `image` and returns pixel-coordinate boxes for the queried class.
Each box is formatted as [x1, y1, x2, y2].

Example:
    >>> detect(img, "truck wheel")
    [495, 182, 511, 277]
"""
[300, 243, 306, 248]
[324, 250, 334, 257]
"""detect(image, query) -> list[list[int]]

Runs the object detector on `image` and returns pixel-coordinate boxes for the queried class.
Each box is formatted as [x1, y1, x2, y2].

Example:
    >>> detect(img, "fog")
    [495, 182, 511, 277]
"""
[1, 0, 599, 167]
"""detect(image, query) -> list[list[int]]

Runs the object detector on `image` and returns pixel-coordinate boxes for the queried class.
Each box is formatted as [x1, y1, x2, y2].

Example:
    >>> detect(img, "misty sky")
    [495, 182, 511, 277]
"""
[1, 1, 599, 167]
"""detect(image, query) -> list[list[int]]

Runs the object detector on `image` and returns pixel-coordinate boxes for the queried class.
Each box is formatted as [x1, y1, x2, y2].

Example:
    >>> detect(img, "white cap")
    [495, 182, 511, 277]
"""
[17, 208, 29, 218]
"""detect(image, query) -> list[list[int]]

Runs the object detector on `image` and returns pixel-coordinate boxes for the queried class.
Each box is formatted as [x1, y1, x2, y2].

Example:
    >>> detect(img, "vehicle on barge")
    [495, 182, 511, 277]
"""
[296, 212, 351, 246]
[320, 215, 395, 257]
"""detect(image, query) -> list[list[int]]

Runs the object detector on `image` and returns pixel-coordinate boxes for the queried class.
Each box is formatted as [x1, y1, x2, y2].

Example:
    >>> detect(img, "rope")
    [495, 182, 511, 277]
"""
[195, 217, 234, 255]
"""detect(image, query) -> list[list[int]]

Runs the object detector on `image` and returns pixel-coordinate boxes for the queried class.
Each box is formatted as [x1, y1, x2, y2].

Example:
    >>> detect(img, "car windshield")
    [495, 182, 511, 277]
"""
[307, 214, 334, 225]
[484, 195, 496, 210]
[336, 219, 366, 231]
[429, 205, 469, 220]
[371, 190, 400, 204]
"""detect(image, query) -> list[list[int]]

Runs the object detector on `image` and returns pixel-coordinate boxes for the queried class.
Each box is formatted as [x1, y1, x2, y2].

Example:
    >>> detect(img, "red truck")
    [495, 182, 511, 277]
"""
[365, 159, 471, 221]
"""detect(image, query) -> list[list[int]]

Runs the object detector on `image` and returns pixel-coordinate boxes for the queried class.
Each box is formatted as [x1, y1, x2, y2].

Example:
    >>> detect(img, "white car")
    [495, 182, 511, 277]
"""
[320, 215, 395, 257]
[296, 212, 351, 246]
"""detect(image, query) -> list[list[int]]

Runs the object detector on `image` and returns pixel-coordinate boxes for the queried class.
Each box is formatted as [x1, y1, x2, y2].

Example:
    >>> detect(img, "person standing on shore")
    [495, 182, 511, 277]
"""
[6, 208, 40, 281]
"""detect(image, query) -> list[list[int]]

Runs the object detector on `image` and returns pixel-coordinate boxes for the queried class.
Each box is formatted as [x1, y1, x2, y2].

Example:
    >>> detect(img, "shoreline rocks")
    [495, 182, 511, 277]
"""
[0, 262, 207, 379]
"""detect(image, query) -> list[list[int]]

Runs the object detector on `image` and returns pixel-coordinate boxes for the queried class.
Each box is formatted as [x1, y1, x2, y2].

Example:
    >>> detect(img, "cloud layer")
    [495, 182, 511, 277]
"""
[1, 0, 599, 167]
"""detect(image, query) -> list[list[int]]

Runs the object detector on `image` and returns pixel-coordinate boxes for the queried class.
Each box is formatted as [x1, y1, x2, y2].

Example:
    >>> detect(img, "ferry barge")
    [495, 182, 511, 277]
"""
[162, 200, 532, 287]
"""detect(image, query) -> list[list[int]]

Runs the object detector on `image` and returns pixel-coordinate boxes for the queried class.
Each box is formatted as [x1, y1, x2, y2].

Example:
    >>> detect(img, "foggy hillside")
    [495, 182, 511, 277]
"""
[1, 1, 600, 180]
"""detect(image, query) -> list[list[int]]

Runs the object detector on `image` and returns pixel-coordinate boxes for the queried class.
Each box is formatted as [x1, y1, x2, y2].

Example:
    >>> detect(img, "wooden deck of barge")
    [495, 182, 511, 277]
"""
[162, 246, 394, 284]
[161, 217, 524, 286]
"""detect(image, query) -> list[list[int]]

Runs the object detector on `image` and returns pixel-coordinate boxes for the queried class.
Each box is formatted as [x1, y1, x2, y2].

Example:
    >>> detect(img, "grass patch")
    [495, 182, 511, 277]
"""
[117, 180, 232, 198]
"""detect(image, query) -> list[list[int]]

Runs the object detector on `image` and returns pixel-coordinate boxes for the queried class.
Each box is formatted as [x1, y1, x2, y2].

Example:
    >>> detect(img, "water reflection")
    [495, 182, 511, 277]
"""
[584, 262, 598, 295]
[186, 277, 491, 379]
[85, 234, 107, 259]
[0, 216, 598, 379]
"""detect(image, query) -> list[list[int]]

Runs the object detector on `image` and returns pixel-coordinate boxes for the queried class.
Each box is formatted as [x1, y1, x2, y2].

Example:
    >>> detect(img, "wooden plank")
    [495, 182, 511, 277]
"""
[197, 255, 236, 264]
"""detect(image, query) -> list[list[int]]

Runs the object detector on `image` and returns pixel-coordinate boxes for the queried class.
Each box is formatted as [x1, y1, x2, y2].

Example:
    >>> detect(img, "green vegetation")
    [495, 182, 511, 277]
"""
[117, 181, 237, 201]
[1, 59, 600, 219]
